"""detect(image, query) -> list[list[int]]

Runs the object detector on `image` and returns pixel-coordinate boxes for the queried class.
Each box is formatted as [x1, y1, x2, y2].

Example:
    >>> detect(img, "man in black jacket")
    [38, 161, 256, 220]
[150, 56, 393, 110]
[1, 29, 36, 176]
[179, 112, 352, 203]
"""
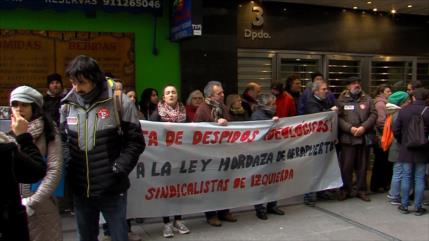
[43, 73, 67, 126]
[336, 77, 377, 202]
[304, 81, 337, 114]
[303, 80, 338, 206]
[0, 112, 46, 241]
[393, 88, 429, 216]
[60, 55, 145, 241]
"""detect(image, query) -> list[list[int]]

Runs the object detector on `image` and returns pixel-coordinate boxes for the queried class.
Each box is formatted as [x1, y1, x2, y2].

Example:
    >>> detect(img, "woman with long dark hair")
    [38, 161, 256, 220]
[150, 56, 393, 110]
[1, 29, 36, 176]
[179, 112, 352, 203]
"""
[9, 86, 63, 241]
[139, 88, 158, 120]
[1, 110, 46, 241]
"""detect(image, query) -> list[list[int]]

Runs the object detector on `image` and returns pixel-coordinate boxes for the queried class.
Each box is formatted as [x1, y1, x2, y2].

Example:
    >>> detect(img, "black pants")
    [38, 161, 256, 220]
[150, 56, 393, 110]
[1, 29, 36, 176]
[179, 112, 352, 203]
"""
[205, 209, 230, 220]
[103, 219, 132, 235]
[163, 215, 182, 224]
[254, 201, 277, 212]
[370, 143, 393, 192]
[339, 144, 369, 194]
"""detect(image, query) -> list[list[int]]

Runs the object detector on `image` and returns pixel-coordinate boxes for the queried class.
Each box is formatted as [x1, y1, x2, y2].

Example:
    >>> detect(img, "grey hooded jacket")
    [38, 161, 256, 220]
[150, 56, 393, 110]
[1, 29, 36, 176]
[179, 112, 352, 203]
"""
[60, 80, 145, 198]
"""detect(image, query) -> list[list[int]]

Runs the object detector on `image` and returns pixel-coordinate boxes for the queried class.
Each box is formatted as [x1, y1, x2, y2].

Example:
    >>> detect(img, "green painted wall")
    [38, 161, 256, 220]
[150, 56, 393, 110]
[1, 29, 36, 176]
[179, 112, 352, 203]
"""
[0, 8, 180, 97]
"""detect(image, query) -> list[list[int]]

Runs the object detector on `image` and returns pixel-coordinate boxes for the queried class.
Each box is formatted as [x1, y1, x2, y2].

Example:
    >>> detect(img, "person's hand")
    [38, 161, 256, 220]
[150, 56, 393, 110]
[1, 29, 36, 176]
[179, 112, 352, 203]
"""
[330, 106, 338, 112]
[217, 118, 228, 126]
[11, 110, 28, 136]
[272, 116, 279, 122]
[354, 126, 365, 136]
[21, 197, 35, 216]
[350, 127, 358, 135]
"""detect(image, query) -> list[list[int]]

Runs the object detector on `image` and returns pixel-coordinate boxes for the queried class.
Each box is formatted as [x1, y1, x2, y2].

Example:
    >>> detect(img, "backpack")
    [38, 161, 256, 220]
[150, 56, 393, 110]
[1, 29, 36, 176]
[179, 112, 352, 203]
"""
[63, 77, 124, 134]
[106, 77, 124, 135]
[405, 106, 428, 149]
[380, 114, 394, 152]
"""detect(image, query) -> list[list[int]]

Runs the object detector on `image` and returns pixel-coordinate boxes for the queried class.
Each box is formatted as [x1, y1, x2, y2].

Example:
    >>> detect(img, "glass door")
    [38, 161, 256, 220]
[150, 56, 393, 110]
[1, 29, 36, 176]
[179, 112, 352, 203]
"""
[417, 59, 429, 88]
[277, 54, 322, 88]
[326, 55, 363, 97]
[237, 50, 275, 94]
[370, 57, 415, 94]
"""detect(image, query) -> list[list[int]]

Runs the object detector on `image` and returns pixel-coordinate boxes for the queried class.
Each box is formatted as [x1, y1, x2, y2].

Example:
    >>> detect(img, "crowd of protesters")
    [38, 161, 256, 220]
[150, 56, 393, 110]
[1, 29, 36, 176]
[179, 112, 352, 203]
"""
[2, 54, 429, 241]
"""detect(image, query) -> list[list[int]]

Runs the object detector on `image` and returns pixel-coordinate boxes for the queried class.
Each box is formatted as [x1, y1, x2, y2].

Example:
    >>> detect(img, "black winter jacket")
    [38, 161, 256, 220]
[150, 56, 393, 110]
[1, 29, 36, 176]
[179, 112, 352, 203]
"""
[393, 100, 429, 163]
[251, 107, 275, 121]
[0, 133, 46, 241]
[304, 95, 334, 114]
[43, 91, 66, 126]
[60, 80, 145, 198]
[336, 91, 377, 145]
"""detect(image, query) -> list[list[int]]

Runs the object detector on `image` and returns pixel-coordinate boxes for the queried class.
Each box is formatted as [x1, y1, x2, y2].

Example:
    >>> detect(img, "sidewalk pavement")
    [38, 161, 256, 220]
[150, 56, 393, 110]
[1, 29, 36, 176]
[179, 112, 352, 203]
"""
[62, 191, 429, 241]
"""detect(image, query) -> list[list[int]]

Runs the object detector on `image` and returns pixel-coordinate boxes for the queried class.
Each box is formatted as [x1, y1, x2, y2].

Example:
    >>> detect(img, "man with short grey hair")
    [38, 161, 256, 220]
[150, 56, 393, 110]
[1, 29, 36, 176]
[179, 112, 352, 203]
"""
[193, 80, 237, 226]
[298, 73, 336, 115]
[194, 81, 229, 125]
[303, 80, 338, 206]
[304, 81, 338, 114]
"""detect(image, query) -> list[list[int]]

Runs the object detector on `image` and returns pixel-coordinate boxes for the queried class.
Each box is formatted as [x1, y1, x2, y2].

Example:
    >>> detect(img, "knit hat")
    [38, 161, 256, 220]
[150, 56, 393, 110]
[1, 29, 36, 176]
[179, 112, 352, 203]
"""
[46, 73, 63, 86]
[10, 86, 44, 108]
[388, 91, 409, 106]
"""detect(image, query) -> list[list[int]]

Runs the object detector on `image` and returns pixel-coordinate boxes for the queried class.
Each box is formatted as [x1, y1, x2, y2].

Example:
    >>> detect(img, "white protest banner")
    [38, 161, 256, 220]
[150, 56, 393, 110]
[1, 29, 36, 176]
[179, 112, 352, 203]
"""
[128, 112, 342, 218]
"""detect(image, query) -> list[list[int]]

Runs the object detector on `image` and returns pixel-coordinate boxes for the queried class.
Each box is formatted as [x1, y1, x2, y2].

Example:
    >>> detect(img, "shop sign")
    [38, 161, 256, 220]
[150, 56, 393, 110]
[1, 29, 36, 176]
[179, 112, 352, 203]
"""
[0, 0, 162, 15]
[0, 29, 135, 106]
[244, 6, 272, 40]
[171, 0, 202, 41]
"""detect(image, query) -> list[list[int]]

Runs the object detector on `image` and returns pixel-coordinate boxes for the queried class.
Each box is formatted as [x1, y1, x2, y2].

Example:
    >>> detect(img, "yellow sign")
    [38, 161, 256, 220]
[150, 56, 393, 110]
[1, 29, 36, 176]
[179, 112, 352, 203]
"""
[0, 29, 134, 106]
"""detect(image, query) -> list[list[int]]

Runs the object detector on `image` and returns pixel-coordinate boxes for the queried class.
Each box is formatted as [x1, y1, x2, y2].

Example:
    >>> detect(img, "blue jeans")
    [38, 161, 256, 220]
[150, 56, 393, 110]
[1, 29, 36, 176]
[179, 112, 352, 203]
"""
[389, 162, 403, 200]
[400, 163, 426, 209]
[74, 193, 128, 241]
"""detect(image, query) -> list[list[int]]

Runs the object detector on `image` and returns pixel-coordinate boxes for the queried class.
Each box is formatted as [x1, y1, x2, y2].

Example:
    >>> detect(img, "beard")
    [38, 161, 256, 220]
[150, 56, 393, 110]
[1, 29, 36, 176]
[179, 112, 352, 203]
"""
[52, 88, 62, 95]
[350, 88, 361, 95]
[319, 95, 327, 100]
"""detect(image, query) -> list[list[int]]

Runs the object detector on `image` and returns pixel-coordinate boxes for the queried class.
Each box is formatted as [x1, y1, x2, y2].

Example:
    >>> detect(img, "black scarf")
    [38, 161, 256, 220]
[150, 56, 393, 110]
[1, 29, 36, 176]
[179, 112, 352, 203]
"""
[77, 83, 102, 104]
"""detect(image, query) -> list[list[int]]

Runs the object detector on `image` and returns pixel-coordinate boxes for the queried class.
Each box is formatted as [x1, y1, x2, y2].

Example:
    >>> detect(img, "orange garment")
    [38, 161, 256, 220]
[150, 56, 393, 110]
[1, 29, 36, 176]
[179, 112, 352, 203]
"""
[381, 114, 394, 152]
[275, 91, 297, 117]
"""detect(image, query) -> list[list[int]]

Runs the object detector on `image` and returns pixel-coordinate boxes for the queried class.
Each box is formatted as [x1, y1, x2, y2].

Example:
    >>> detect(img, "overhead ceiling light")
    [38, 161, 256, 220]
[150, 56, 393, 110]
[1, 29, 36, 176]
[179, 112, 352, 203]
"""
[408, 5, 413, 8]
[367, 1, 372, 4]
[353, 6, 358, 9]
[373, 8, 378, 12]
[391, 9, 397, 14]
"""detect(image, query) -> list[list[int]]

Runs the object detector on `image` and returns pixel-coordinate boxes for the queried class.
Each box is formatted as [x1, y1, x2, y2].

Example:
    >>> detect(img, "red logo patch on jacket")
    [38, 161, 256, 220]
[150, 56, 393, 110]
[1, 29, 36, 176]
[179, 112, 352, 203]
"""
[97, 107, 110, 119]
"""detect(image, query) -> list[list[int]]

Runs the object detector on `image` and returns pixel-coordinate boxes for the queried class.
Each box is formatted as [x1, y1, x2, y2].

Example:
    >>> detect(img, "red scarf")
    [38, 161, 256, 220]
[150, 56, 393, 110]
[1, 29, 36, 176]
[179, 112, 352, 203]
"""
[157, 101, 187, 123]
